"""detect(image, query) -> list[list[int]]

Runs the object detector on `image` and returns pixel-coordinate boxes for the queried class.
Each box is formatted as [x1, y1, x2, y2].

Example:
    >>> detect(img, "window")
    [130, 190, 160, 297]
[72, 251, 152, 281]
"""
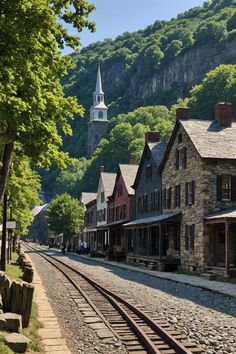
[101, 191, 105, 203]
[185, 181, 195, 206]
[178, 133, 182, 144]
[216, 175, 236, 201]
[167, 187, 172, 209]
[185, 224, 195, 251]
[97, 96, 100, 102]
[98, 111, 103, 119]
[174, 184, 181, 208]
[118, 184, 123, 197]
[176, 147, 186, 170]
[162, 188, 167, 210]
[150, 192, 154, 211]
[146, 164, 152, 181]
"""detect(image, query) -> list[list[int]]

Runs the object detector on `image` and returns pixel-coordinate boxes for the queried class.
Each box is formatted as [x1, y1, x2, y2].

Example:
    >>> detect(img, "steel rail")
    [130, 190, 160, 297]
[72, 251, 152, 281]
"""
[25, 245, 202, 354]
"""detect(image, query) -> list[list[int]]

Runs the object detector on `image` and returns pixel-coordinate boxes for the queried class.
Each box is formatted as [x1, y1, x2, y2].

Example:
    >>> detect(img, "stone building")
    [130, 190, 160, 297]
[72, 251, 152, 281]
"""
[87, 65, 108, 157]
[160, 103, 236, 276]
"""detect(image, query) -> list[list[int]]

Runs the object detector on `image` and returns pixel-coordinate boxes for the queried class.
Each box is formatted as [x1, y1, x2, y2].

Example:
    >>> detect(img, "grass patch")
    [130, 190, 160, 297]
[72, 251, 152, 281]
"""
[23, 302, 44, 352]
[5, 252, 23, 282]
[0, 333, 13, 354]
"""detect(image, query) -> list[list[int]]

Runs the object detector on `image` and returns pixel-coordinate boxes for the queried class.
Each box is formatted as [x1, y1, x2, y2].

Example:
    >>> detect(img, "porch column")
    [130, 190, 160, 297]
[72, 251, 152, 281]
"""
[225, 221, 230, 276]
[147, 227, 150, 262]
[159, 224, 162, 260]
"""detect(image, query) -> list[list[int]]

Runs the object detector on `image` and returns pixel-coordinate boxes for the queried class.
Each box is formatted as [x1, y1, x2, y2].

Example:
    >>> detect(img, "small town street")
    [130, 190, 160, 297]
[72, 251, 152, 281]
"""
[26, 246, 236, 354]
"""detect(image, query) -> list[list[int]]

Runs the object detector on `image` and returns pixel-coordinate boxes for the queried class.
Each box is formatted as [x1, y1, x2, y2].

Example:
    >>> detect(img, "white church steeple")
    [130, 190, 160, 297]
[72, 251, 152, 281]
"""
[90, 64, 108, 121]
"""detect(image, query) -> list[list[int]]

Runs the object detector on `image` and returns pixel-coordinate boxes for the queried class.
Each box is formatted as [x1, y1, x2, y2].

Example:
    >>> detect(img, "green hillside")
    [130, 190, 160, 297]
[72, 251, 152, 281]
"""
[41, 0, 236, 195]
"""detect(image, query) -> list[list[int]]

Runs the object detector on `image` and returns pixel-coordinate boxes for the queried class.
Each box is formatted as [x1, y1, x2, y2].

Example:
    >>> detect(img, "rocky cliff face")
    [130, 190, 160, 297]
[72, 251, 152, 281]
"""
[102, 39, 236, 102]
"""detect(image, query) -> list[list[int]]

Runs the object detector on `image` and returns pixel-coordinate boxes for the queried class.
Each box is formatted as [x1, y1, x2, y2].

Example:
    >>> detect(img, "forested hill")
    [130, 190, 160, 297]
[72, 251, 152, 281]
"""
[62, 0, 236, 158]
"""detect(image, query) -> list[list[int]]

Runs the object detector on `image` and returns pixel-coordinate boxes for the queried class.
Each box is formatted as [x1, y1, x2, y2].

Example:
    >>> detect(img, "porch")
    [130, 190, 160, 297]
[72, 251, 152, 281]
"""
[205, 208, 236, 277]
[124, 213, 181, 271]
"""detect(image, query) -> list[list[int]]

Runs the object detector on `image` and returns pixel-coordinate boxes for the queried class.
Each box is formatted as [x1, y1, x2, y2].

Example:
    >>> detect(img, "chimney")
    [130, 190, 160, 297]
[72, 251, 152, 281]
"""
[176, 107, 189, 120]
[145, 131, 160, 144]
[130, 153, 136, 165]
[215, 102, 232, 127]
[100, 166, 104, 173]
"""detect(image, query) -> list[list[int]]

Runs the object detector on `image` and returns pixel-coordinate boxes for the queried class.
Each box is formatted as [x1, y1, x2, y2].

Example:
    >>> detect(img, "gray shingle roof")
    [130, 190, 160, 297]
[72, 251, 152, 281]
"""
[181, 120, 236, 159]
[101, 172, 116, 199]
[80, 192, 97, 206]
[119, 164, 139, 195]
[148, 142, 168, 167]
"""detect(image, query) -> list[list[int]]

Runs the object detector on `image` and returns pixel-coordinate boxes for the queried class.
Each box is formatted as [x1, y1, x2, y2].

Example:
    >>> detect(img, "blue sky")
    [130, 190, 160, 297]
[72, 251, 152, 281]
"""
[64, 0, 205, 54]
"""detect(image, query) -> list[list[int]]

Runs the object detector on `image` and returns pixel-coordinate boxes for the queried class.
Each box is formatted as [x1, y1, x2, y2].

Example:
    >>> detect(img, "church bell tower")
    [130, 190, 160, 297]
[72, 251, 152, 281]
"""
[87, 65, 108, 157]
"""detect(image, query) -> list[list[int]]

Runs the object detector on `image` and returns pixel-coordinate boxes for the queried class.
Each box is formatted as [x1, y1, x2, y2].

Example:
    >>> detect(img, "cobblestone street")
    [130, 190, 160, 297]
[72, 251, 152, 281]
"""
[27, 249, 236, 354]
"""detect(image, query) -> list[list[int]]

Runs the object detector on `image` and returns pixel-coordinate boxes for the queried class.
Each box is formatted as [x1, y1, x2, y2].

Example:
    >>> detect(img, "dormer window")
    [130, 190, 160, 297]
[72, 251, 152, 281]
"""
[101, 191, 105, 203]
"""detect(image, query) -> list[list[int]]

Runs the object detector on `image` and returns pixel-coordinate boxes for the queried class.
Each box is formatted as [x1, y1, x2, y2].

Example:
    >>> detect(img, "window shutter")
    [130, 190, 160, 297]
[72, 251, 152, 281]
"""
[157, 190, 161, 211]
[178, 185, 181, 207]
[175, 150, 179, 170]
[183, 147, 187, 168]
[185, 225, 189, 250]
[231, 176, 236, 201]
[168, 187, 172, 209]
[185, 183, 188, 206]
[190, 224, 195, 251]
[192, 181, 195, 205]
[216, 175, 222, 201]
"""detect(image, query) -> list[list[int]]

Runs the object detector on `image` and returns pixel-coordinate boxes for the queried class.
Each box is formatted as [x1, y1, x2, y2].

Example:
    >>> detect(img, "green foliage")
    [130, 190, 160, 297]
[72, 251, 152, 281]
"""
[46, 194, 84, 241]
[55, 106, 174, 196]
[188, 64, 236, 119]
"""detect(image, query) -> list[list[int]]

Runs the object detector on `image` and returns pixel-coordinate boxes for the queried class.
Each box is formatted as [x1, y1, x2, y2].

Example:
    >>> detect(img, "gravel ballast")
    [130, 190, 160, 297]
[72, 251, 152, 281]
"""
[27, 248, 236, 354]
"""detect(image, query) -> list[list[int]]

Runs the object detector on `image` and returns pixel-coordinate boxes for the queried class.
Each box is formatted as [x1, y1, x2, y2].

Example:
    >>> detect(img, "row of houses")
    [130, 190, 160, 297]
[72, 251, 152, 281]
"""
[80, 103, 236, 277]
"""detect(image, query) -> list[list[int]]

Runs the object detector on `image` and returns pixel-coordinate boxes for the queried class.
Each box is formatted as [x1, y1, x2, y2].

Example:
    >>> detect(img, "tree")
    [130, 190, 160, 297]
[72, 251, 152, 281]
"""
[46, 194, 84, 246]
[0, 0, 95, 202]
[188, 64, 236, 119]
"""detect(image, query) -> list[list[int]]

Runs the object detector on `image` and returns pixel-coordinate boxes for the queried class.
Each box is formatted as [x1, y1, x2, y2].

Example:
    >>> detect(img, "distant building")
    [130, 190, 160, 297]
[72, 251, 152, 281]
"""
[26, 204, 49, 243]
[87, 64, 108, 157]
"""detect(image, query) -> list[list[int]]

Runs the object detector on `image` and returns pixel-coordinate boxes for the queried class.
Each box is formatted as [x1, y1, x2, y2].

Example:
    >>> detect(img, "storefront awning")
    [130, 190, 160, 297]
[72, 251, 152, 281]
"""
[123, 212, 181, 228]
[105, 220, 129, 228]
[205, 208, 236, 224]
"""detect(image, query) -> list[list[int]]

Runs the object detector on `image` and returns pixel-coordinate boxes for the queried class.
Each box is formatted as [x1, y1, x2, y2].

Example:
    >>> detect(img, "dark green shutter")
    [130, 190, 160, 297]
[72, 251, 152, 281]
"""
[183, 147, 187, 168]
[231, 176, 236, 201]
[216, 175, 222, 201]
[175, 150, 179, 170]
[192, 181, 195, 205]
[185, 182, 188, 206]
[185, 225, 189, 250]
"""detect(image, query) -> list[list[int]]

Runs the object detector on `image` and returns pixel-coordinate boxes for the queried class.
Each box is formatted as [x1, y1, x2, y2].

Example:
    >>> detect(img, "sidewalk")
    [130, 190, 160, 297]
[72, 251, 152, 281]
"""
[27, 253, 72, 354]
[63, 251, 236, 299]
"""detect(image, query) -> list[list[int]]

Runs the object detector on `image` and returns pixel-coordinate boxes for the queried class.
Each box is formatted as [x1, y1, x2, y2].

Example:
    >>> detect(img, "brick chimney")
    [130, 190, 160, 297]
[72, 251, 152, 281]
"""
[145, 131, 160, 144]
[176, 107, 189, 120]
[130, 153, 136, 165]
[100, 166, 104, 173]
[215, 102, 232, 127]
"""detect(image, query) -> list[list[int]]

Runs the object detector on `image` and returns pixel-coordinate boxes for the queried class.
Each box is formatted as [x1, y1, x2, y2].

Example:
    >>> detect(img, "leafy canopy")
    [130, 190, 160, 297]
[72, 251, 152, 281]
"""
[0, 0, 95, 169]
[46, 193, 84, 239]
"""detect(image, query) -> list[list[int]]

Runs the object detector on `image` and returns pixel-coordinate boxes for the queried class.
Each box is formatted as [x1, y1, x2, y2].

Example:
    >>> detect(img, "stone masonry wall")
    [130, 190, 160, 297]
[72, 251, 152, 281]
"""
[162, 123, 208, 272]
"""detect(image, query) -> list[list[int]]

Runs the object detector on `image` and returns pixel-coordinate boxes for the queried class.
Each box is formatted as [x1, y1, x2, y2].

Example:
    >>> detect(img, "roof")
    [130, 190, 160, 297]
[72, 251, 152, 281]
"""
[31, 204, 49, 217]
[95, 64, 104, 94]
[133, 142, 167, 189]
[123, 212, 181, 227]
[80, 192, 97, 206]
[101, 172, 116, 199]
[181, 119, 236, 159]
[205, 208, 236, 222]
[148, 142, 167, 166]
[119, 164, 139, 195]
[93, 101, 108, 109]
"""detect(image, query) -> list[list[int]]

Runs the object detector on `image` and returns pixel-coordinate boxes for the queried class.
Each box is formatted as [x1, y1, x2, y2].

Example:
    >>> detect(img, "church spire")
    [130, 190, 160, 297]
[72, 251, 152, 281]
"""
[95, 64, 104, 94]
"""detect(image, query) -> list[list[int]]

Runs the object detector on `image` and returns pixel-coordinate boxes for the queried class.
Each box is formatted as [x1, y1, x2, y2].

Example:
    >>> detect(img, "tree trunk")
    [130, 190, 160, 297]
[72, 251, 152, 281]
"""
[0, 193, 8, 271]
[0, 141, 15, 203]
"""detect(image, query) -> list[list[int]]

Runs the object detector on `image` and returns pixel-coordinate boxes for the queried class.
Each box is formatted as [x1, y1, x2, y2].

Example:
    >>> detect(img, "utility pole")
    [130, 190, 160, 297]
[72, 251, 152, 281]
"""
[0, 193, 7, 271]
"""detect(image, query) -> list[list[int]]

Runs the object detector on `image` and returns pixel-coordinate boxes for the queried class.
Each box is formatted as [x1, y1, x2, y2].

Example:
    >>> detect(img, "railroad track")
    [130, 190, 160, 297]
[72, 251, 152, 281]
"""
[25, 245, 204, 354]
